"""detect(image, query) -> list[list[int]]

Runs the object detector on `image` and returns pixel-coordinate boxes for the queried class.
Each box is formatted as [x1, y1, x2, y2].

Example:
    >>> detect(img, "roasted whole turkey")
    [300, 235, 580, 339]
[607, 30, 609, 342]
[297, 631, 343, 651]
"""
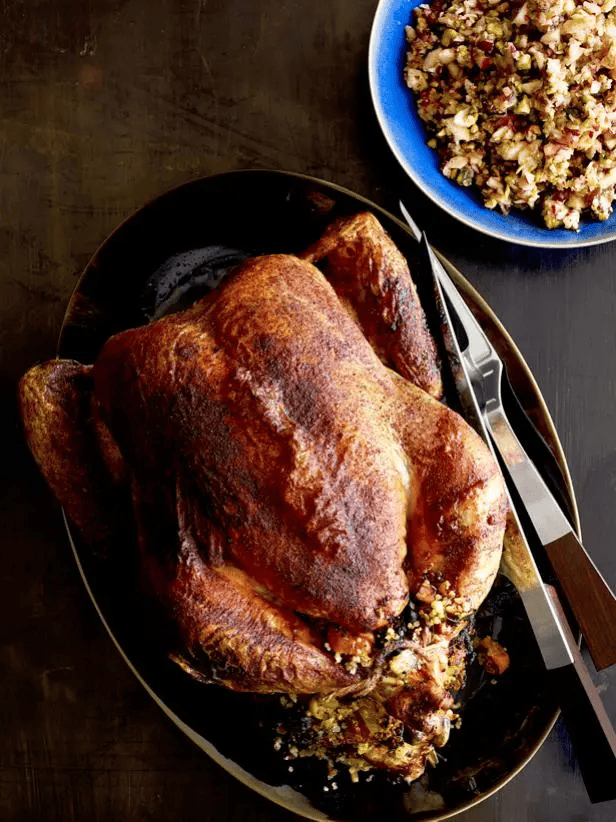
[19, 213, 507, 782]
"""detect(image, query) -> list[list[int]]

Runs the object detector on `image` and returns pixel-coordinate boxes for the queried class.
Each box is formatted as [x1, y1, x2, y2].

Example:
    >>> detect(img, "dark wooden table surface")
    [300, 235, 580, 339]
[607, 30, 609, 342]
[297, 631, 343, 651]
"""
[2, 1, 616, 820]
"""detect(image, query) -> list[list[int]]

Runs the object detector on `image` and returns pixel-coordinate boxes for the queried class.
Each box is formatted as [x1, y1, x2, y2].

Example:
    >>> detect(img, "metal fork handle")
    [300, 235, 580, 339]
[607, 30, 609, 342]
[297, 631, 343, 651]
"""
[486, 406, 570, 545]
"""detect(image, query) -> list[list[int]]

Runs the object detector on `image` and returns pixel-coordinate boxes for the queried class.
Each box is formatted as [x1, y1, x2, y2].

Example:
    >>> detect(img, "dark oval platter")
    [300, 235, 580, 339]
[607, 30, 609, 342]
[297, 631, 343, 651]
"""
[57, 170, 579, 822]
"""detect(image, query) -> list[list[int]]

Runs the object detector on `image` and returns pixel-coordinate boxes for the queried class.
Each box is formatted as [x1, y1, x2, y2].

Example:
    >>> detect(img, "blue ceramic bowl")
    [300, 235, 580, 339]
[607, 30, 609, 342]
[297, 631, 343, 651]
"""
[368, 0, 616, 248]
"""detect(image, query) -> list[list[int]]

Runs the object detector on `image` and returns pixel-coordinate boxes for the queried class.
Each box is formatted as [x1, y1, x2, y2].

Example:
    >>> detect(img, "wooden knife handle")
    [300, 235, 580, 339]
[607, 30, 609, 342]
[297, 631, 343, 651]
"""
[545, 534, 616, 671]
[546, 586, 616, 803]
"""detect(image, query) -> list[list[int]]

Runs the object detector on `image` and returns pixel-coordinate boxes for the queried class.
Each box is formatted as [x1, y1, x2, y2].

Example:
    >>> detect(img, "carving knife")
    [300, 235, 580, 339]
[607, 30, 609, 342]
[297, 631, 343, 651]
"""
[398, 202, 616, 672]
[398, 202, 616, 802]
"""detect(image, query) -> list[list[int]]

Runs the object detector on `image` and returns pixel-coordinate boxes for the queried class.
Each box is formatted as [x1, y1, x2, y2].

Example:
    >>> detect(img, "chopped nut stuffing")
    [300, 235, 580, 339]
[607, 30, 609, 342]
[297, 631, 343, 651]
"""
[404, 0, 616, 228]
[477, 635, 511, 674]
[275, 602, 471, 784]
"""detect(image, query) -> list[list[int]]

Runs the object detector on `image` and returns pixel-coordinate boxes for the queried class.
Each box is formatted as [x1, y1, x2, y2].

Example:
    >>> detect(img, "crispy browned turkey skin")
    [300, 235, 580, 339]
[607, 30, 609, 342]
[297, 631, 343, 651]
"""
[19, 213, 507, 779]
[301, 211, 443, 399]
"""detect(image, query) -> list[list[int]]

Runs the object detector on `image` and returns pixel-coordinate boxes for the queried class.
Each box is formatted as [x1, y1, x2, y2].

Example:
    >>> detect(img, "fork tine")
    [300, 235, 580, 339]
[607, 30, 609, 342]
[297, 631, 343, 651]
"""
[398, 199, 494, 367]
[398, 200, 421, 242]
[423, 241, 494, 367]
